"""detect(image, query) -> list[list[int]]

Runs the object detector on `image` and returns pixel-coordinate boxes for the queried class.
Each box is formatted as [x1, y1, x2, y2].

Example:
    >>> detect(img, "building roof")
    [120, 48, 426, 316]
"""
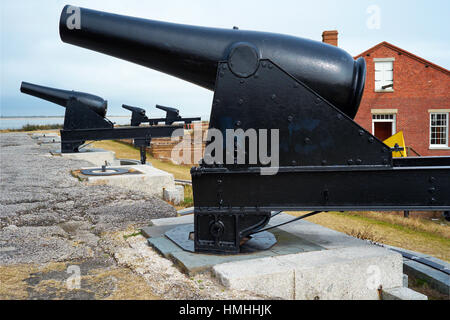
[354, 41, 450, 76]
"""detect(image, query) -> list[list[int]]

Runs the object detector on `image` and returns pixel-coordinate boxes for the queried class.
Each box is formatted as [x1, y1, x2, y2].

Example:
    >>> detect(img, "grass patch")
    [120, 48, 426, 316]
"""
[408, 274, 449, 300]
[91, 140, 193, 180]
[289, 211, 450, 262]
[123, 231, 142, 240]
[180, 184, 194, 207]
[344, 225, 384, 243]
[167, 185, 194, 210]
[1, 124, 63, 132]
[347, 211, 449, 239]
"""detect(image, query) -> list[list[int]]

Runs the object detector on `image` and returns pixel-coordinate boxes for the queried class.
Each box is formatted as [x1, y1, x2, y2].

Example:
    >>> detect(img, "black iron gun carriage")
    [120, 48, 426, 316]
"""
[59, 5, 450, 254]
[20, 82, 200, 164]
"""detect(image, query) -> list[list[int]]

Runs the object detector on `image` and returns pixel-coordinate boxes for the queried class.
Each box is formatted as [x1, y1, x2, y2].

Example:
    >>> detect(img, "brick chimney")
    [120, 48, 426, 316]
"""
[322, 30, 338, 47]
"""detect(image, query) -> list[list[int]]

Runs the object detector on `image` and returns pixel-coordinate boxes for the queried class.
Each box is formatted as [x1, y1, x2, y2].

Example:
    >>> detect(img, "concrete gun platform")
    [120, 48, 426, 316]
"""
[142, 213, 416, 300]
[73, 164, 176, 198]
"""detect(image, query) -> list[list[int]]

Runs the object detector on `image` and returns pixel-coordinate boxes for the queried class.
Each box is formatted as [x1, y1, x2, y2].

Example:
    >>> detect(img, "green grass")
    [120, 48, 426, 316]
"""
[335, 211, 449, 245]
[1, 124, 63, 132]
[295, 211, 450, 262]
[123, 231, 142, 240]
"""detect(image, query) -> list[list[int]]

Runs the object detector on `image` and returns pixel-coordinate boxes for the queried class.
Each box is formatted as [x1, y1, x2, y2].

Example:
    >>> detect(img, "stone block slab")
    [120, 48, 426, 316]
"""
[214, 246, 403, 300]
[213, 257, 295, 299]
[403, 260, 450, 296]
[163, 185, 184, 205]
[150, 215, 194, 226]
[277, 246, 403, 300]
[79, 164, 175, 198]
[148, 237, 183, 258]
[382, 287, 428, 300]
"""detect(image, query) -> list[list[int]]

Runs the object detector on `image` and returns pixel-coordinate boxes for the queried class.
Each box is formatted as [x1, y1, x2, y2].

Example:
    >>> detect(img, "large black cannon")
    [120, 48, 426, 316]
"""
[59, 5, 450, 254]
[20, 81, 194, 164]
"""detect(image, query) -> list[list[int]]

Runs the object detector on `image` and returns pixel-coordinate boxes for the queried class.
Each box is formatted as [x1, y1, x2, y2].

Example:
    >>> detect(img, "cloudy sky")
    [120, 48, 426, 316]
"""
[1, 0, 449, 119]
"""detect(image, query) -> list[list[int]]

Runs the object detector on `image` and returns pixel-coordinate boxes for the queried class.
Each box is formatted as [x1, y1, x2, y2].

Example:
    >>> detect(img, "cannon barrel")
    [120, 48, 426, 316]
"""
[20, 81, 108, 117]
[122, 104, 146, 116]
[59, 5, 365, 118]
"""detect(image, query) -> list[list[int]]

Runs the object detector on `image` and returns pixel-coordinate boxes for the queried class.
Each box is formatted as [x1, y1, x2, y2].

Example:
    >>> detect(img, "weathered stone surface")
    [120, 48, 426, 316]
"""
[0, 133, 268, 300]
[213, 257, 294, 299]
[278, 246, 403, 300]
[213, 246, 404, 300]
[0, 133, 176, 266]
[403, 274, 409, 287]
[163, 185, 184, 204]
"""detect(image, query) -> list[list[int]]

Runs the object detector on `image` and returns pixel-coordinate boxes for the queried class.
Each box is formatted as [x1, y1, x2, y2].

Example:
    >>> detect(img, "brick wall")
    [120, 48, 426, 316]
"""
[121, 122, 209, 163]
[354, 44, 450, 156]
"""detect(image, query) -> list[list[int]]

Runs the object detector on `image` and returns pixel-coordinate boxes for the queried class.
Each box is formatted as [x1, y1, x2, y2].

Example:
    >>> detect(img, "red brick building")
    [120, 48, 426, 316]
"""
[323, 32, 450, 156]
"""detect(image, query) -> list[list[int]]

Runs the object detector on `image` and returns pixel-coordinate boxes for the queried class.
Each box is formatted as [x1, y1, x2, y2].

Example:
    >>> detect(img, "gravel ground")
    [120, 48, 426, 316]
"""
[0, 133, 176, 265]
[0, 133, 264, 300]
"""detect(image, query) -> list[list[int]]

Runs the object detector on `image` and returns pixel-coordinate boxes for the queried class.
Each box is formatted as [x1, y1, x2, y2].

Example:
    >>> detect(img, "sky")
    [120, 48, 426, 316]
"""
[1, 0, 449, 119]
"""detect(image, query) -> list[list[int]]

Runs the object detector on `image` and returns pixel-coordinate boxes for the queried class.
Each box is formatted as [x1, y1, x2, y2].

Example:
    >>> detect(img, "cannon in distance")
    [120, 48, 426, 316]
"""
[123, 104, 201, 126]
[21, 81, 107, 118]
[20, 81, 200, 164]
[59, 6, 450, 254]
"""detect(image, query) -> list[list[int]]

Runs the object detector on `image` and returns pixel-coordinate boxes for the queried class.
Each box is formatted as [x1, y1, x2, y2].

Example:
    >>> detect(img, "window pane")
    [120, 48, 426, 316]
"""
[385, 71, 393, 81]
[430, 113, 448, 146]
[375, 71, 383, 81]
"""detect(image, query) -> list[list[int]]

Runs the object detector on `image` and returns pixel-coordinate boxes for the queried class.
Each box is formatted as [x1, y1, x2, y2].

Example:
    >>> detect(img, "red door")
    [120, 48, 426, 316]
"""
[374, 122, 392, 141]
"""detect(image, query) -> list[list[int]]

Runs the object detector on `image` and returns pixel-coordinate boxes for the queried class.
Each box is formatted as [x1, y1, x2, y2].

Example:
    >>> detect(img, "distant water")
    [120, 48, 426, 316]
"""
[0, 117, 131, 130]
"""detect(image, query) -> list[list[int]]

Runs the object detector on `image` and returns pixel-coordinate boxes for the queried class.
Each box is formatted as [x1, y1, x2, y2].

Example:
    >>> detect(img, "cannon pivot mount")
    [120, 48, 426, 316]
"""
[80, 161, 131, 176]
[59, 6, 450, 254]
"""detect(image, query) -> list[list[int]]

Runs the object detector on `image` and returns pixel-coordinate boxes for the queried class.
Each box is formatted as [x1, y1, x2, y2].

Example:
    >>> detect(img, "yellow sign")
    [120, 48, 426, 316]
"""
[383, 131, 407, 158]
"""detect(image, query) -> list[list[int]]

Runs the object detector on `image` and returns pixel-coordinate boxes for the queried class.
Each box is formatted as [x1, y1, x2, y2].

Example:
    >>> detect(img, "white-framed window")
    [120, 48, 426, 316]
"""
[372, 113, 396, 141]
[430, 112, 448, 148]
[374, 58, 394, 92]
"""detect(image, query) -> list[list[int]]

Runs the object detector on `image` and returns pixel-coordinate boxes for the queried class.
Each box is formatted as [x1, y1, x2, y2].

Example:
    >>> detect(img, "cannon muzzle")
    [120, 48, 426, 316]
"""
[20, 81, 108, 117]
[59, 5, 365, 118]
